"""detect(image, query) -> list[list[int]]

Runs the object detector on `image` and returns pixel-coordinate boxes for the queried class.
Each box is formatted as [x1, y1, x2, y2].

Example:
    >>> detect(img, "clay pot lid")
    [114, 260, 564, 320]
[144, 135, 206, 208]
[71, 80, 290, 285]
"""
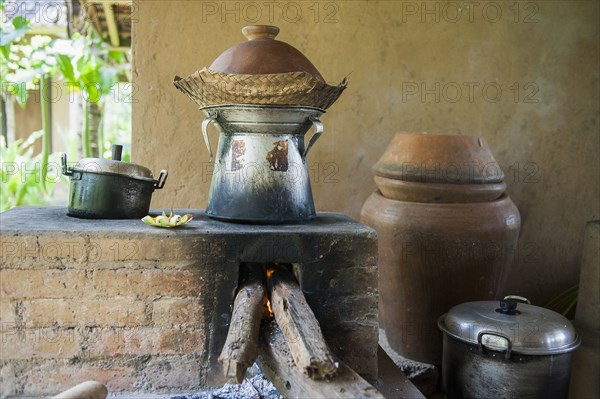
[373, 133, 505, 184]
[209, 25, 324, 79]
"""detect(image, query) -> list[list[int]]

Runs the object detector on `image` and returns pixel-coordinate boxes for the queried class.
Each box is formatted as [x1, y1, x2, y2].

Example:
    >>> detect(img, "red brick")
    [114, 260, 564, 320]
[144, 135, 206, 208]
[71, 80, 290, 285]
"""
[143, 356, 202, 389]
[152, 298, 204, 326]
[21, 298, 147, 327]
[0, 235, 38, 268]
[1, 362, 19, 397]
[23, 362, 138, 395]
[37, 236, 87, 264]
[0, 269, 87, 299]
[86, 327, 204, 356]
[0, 299, 17, 325]
[93, 269, 203, 298]
[1, 327, 82, 359]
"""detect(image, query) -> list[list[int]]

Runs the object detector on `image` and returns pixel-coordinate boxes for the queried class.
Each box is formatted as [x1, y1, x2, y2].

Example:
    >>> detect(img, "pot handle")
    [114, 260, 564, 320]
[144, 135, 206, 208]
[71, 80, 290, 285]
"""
[477, 331, 512, 360]
[303, 116, 324, 159]
[503, 295, 531, 304]
[61, 153, 72, 176]
[154, 170, 168, 189]
[201, 113, 218, 162]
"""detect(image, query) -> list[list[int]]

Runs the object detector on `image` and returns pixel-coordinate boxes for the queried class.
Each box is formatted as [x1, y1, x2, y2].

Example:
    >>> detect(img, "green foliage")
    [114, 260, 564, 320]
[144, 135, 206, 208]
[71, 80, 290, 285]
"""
[0, 16, 30, 59]
[102, 83, 132, 161]
[0, 131, 63, 212]
[52, 30, 123, 105]
[0, 4, 131, 212]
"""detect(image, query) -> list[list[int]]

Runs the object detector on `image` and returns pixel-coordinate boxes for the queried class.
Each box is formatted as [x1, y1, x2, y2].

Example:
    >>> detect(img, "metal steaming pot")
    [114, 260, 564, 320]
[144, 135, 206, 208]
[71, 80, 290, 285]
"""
[201, 104, 324, 223]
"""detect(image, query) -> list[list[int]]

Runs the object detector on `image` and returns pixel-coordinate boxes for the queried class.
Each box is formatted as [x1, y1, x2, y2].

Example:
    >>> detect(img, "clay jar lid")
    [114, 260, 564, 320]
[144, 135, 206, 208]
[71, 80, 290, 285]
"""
[373, 133, 506, 203]
[209, 25, 323, 79]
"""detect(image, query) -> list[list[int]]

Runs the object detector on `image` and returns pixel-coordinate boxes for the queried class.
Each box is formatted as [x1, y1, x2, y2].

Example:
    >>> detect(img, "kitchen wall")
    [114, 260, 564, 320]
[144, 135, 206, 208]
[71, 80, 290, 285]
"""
[132, 1, 599, 305]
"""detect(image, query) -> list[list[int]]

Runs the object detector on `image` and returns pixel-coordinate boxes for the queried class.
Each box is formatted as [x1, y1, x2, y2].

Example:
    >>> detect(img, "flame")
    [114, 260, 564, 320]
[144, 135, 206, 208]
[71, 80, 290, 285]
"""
[266, 298, 273, 316]
[264, 264, 277, 317]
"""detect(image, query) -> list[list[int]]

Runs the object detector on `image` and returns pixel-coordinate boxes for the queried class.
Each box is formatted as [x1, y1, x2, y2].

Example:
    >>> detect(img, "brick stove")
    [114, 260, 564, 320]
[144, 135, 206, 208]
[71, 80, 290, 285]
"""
[0, 206, 378, 397]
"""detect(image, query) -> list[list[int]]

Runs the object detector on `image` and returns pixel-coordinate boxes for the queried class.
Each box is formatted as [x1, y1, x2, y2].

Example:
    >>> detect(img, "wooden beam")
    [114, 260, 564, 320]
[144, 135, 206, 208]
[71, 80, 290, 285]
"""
[268, 266, 337, 380]
[91, 0, 132, 4]
[102, 3, 120, 47]
[218, 265, 265, 383]
[78, 1, 102, 37]
[258, 320, 385, 399]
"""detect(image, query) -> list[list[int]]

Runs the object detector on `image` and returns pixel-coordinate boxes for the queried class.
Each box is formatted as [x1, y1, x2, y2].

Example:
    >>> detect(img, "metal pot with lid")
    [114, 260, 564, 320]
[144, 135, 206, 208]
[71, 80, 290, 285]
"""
[438, 296, 580, 399]
[176, 25, 345, 223]
[62, 145, 168, 219]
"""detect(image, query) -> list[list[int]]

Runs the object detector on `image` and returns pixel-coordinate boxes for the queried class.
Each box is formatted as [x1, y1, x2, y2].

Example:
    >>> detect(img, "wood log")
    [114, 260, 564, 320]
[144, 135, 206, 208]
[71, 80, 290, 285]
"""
[268, 266, 337, 380]
[258, 320, 385, 399]
[52, 381, 107, 399]
[218, 264, 265, 383]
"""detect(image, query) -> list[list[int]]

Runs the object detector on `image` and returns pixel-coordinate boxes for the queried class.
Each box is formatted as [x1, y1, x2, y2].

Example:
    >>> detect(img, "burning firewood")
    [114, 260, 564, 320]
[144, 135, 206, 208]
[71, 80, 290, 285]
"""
[267, 265, 338, 380]
[258, 320, 385, 398]
[218, 264, 265, 383]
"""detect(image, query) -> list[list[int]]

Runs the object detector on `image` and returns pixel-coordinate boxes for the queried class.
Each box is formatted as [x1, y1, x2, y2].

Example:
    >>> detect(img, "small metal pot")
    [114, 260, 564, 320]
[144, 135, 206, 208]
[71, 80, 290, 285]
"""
[438, 296, 580, 399]
[61, 145, 168, 219]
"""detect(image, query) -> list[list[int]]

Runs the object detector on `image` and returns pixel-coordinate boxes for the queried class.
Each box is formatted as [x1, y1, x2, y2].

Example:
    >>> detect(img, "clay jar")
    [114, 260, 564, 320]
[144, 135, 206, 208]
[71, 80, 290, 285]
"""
[361, 132, 521, 365]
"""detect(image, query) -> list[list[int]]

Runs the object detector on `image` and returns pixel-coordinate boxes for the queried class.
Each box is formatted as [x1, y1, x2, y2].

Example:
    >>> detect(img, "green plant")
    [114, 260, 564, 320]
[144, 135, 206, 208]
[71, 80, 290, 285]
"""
[0, 131, 62, 212]
[1, 3, 131, 212]
[0, 9, 55, 191]
[53, 29, 125, 158]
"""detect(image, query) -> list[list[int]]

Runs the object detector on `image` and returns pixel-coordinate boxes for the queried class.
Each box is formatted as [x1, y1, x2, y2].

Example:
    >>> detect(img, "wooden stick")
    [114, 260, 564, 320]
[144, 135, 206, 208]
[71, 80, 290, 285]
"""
[258, 320, 385, 398]
[268, 266, 338, 380]
[53, 381, 107, 399]
[218, 264, 265, 383]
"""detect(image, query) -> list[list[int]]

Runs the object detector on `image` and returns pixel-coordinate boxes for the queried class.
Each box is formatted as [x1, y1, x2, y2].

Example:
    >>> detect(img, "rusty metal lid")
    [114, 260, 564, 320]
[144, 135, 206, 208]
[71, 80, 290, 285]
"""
[438, 296, 581, 355]
[209, 25, 324, 79]
[373, 133, 505, 184]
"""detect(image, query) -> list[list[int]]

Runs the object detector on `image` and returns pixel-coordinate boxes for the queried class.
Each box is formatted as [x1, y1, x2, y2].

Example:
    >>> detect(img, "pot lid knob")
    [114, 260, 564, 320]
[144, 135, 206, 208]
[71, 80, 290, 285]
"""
[496, 299, 519, 315]
[112, 144, 123, 161]
[242, 25, 280, 41]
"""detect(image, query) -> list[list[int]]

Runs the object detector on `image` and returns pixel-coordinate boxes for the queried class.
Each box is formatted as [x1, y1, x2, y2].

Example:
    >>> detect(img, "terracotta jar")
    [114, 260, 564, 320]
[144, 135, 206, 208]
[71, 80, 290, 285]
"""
[361, 132, 521, 365]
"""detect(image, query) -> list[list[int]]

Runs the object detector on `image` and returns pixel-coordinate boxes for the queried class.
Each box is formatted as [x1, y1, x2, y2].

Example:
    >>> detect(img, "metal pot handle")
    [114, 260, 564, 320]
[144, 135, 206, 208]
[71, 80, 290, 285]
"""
[503, 295, 531, 304]
[154, 170, 168, 189]
[303, 116, 324, 159]
[61, 153, 72, 176]
[477, 331, 513, 359]
[201, 113, 218, 162]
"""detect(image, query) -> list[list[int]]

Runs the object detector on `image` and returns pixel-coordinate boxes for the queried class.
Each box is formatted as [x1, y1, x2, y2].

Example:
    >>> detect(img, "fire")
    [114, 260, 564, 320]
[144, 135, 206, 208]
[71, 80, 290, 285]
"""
[264, 264, 277, 317]
[266, 298, 274, 316]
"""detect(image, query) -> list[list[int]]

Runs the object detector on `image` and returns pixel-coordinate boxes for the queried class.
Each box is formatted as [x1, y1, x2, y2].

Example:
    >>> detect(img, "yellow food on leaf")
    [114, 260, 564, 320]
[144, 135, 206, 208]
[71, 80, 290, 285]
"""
[142, 210, 193, 228]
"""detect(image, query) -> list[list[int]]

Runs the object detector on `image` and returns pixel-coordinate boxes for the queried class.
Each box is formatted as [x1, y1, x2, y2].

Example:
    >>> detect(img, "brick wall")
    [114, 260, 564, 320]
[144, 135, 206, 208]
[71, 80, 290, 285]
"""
[0, 234, 215, 397]
[0, 207, 378, 397]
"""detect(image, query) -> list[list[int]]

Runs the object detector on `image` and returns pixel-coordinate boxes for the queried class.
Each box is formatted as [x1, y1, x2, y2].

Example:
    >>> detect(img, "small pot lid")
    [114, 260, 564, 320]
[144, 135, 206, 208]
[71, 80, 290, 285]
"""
[438, 297, 580, 355]
[373, 133, 505, 184]
[71, 145, 154, 181]
[209, 25, 324, 79]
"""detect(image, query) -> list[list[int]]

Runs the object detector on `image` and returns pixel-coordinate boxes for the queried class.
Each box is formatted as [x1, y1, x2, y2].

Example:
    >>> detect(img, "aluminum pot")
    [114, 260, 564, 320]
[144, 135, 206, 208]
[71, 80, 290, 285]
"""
[201, 104, 324, 223]
[61, 146, 168, 219]
[438, 296, 580, 399]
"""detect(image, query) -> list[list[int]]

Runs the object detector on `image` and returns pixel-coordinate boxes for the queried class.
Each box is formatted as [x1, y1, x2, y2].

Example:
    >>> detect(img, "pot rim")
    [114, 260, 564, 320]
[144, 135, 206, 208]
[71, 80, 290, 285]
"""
[69, 168, 160, 184]
[200, 104, 325, 113]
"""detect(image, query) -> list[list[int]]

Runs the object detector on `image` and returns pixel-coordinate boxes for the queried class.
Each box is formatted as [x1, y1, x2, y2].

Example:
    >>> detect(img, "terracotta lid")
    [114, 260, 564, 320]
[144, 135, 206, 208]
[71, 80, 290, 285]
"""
[209, 25, 323, 79]
[373, 133, 505, 184]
